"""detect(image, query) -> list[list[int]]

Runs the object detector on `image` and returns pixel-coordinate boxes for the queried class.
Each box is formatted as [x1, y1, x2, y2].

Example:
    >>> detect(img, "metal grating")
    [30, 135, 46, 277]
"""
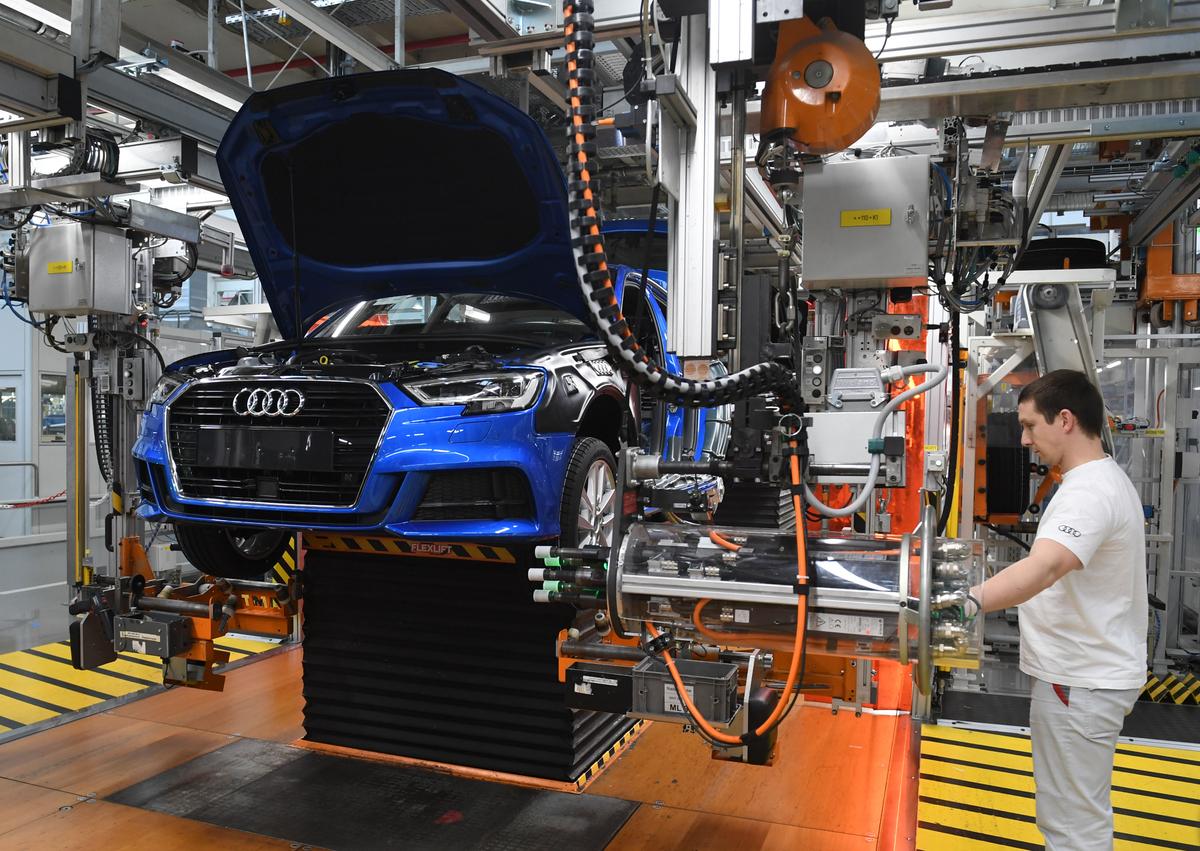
[302, 550, 636, 781]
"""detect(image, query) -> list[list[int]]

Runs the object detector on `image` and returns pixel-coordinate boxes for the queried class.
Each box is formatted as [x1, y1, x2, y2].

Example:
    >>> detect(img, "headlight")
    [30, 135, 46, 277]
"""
[403, 370, 544, 414]
[148, 373, 187, 406]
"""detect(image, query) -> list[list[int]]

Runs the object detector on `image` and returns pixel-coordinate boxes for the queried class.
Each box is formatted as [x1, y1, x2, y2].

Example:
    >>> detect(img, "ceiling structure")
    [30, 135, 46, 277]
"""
[1, 0, 1198, 241]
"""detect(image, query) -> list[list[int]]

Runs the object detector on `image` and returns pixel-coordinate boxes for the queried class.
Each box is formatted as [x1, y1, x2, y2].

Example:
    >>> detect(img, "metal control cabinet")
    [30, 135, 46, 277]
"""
[801, 155, 931, 289]
[28, 222, 132, 316]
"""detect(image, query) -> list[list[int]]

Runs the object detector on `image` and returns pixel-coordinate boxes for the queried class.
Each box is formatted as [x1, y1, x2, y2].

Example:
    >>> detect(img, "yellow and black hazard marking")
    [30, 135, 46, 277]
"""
[917, 723, 1200, 850]
[304, 532, 516, 564]
[0, 634, 282, 742]
[1142, 671, 1200, 706]
[269, 535, 299, 585]
[574, 720, 647, 792]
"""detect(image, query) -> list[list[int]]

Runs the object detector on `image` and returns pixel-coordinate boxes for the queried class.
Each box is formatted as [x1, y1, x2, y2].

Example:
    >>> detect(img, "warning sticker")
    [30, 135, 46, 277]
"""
[46, 261, 74, 274]
[840, 208, 892, 228]
[663, 682, 695, 714]
[808, 612, 886, 637]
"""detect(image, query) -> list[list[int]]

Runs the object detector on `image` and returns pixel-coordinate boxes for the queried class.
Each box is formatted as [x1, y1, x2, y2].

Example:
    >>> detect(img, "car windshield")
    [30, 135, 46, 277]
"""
[307, 293, 594, 344]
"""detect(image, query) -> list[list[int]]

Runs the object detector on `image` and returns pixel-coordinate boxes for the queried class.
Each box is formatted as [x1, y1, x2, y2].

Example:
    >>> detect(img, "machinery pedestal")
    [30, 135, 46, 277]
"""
[301, 549, 635, 782]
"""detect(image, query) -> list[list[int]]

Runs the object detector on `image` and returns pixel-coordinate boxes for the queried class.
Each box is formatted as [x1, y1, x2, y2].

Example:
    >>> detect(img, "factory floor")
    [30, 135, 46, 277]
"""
[0, 646, 1194, 850]
[0, 645, 920, 850]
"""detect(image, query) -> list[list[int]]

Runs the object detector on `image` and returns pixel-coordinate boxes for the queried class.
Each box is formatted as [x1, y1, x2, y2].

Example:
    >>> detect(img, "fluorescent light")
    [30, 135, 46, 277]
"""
[0, 0, 70, 33]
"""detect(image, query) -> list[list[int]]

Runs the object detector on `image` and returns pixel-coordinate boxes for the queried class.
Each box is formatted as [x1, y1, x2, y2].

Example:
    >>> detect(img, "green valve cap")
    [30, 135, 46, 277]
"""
[543, 556, 561, 567]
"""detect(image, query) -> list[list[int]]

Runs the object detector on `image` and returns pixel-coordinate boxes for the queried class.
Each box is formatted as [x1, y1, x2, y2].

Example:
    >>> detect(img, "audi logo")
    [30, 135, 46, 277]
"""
[232, 387, 306, 417]
[1058, 524, 1082, 538]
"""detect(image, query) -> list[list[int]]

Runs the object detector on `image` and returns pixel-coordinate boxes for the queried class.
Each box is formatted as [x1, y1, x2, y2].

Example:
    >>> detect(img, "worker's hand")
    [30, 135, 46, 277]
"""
[964, 595, 980, 619]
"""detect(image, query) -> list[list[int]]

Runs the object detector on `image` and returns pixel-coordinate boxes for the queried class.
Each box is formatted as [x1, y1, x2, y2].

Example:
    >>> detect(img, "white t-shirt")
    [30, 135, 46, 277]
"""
[1018, 456, 1148, 690]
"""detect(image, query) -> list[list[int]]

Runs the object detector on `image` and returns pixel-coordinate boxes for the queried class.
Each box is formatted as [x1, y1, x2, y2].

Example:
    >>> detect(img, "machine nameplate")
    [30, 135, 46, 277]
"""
[840, 208, 892, 227]
[46, 261, 74, 274]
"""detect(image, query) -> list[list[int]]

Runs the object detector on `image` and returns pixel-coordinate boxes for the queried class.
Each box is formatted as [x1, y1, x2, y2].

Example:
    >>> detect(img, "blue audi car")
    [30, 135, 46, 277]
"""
[132, 69, 723, 578]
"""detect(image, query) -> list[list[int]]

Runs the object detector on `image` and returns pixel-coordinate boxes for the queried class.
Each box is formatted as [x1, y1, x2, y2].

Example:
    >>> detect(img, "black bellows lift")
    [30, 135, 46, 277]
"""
[302, 548, 635, 781]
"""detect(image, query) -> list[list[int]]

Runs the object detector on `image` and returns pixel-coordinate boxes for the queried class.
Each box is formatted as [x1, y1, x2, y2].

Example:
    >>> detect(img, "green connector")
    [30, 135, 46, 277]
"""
[543, 556, 561, 567]
[867, 437, 886, 454]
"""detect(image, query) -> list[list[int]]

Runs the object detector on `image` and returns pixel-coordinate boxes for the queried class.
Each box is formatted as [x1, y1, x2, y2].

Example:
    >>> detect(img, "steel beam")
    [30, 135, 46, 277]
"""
[114, 136, 224, 193]
[87, 65, 233, 147]
[120, 25, 252, 107]
[477, 21, 644, 57]
[1023, 144, 1069, 245]
[877, 56, 1200, 124]
[1129, 164, 1200, 247]
[249, 0, 396, 72]
[439, 0, 519, 42]
[866, 0, 1200, 62]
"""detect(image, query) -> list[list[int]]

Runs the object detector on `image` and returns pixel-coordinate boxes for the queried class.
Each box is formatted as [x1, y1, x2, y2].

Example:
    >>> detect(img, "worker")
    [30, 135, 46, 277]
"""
[968, 369, 1148, 851]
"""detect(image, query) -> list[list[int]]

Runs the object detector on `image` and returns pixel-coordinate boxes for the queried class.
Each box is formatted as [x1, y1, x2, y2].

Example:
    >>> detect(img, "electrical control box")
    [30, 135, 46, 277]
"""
[800, 155, 931, 289]
[27, 222, 132, 316]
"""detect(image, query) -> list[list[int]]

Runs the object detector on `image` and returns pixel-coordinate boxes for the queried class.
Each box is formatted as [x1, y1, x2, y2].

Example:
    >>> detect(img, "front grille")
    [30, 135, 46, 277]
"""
[166, 380, 390, 507]
[414, 469, 533, 521]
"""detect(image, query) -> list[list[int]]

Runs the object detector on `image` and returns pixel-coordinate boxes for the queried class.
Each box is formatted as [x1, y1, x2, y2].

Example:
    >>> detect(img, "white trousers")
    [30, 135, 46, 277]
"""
[1029, 678, 1140, 851]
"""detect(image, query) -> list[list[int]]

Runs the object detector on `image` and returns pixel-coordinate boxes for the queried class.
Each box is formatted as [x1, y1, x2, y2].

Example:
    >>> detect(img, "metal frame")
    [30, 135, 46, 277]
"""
[1103, 346, 1200, 669]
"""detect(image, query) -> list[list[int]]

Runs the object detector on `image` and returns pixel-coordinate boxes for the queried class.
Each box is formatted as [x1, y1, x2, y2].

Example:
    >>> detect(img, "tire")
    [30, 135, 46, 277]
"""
[174, 523, 290, 580]
[1016, 237, 1109, 271]
[558, 437, 617, 548]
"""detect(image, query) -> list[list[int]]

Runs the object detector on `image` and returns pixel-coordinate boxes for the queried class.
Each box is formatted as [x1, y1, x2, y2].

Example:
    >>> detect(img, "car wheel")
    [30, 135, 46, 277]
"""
[173, 523, 290, 580]
[559, 437, 617, 548]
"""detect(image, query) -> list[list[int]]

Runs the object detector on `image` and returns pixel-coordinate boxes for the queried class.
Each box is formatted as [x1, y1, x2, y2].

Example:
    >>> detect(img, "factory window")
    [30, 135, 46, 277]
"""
[0, 387, 15, 442]
[40, 374, 66, 444]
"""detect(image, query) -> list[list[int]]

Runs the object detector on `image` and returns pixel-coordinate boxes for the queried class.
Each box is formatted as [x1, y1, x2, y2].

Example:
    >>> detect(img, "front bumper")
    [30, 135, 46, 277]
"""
[133, 383, 575, 539]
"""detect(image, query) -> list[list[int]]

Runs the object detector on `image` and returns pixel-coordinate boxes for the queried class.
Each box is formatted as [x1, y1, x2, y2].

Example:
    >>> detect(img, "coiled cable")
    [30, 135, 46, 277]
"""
[562, 1, 800, 410]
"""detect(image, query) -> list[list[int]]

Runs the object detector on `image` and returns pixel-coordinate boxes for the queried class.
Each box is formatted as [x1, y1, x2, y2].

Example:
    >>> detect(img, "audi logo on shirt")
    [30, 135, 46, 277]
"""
[232, 387, 306, 417]
[1058, 524, 1082, 538]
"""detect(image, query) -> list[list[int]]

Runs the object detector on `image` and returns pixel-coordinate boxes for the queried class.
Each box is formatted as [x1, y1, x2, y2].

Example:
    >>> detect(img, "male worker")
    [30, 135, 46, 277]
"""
[970, 369, 1147, 851]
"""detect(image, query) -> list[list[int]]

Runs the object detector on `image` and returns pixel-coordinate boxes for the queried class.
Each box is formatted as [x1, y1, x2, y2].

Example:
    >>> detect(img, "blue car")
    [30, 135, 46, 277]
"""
[133, 69, 723, 578]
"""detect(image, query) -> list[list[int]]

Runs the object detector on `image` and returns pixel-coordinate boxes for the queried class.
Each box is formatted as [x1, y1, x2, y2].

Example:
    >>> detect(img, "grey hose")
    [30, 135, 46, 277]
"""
[803, 361, 950, 518]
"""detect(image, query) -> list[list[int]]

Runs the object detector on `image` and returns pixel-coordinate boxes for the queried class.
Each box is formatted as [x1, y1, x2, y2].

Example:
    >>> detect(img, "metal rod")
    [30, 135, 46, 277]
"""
[239, 0, 254, 87]
[394, 0, 404, 66]
[207, 0, 218, 69]
[133, 595, 211, 616]
[728, 77, 747, 371]
[0, 462, 39, 497]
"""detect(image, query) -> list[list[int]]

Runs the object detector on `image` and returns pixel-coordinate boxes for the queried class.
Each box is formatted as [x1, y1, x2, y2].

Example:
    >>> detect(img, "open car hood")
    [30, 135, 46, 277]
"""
[216, 69, 585, 338]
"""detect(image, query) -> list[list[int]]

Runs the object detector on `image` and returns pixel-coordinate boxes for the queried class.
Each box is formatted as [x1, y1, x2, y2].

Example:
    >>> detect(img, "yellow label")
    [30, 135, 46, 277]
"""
[840, 208, 892, 228]
[46, 261, 74, 274]
[924, 445, 940, 452]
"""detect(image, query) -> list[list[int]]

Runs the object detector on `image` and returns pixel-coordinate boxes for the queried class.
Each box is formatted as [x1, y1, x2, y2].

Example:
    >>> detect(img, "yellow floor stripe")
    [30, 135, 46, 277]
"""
[1113, 787, 1200, 821]
[922, 737, 1033, 773]
[1116, 813, 1200, 847]
[918, 800, 1044, 845]
[921, 756, 1037, 795]
[0, 652, 144, 698]
[918, 832, 1028, 851]
[921, 778, 1035, 816]
[213, 636, 280, 654]
[36, 643, 161, 685]
[0, 671, 101, 712]
[925, 725, 1031, 752]
[920, 724, 1200, 850]
[1121, 741, 1200, 762]
[0, 694, 58, 725]
[1115, 751, 1200, 780]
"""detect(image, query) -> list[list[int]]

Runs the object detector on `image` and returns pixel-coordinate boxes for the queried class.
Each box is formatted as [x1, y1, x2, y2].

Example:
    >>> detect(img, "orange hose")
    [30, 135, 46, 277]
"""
[709, 531, 740, 551]
[691, 599, 782, 644]
[645, 440, 811, 745]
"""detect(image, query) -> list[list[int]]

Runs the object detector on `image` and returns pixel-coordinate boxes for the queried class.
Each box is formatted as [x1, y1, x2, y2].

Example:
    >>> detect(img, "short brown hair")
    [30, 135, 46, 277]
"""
[1018, 369, 1105, 439]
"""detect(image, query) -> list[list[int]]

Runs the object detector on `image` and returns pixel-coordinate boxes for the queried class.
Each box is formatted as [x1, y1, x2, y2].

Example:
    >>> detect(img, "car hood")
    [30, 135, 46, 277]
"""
[216, 68, 586, 338]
